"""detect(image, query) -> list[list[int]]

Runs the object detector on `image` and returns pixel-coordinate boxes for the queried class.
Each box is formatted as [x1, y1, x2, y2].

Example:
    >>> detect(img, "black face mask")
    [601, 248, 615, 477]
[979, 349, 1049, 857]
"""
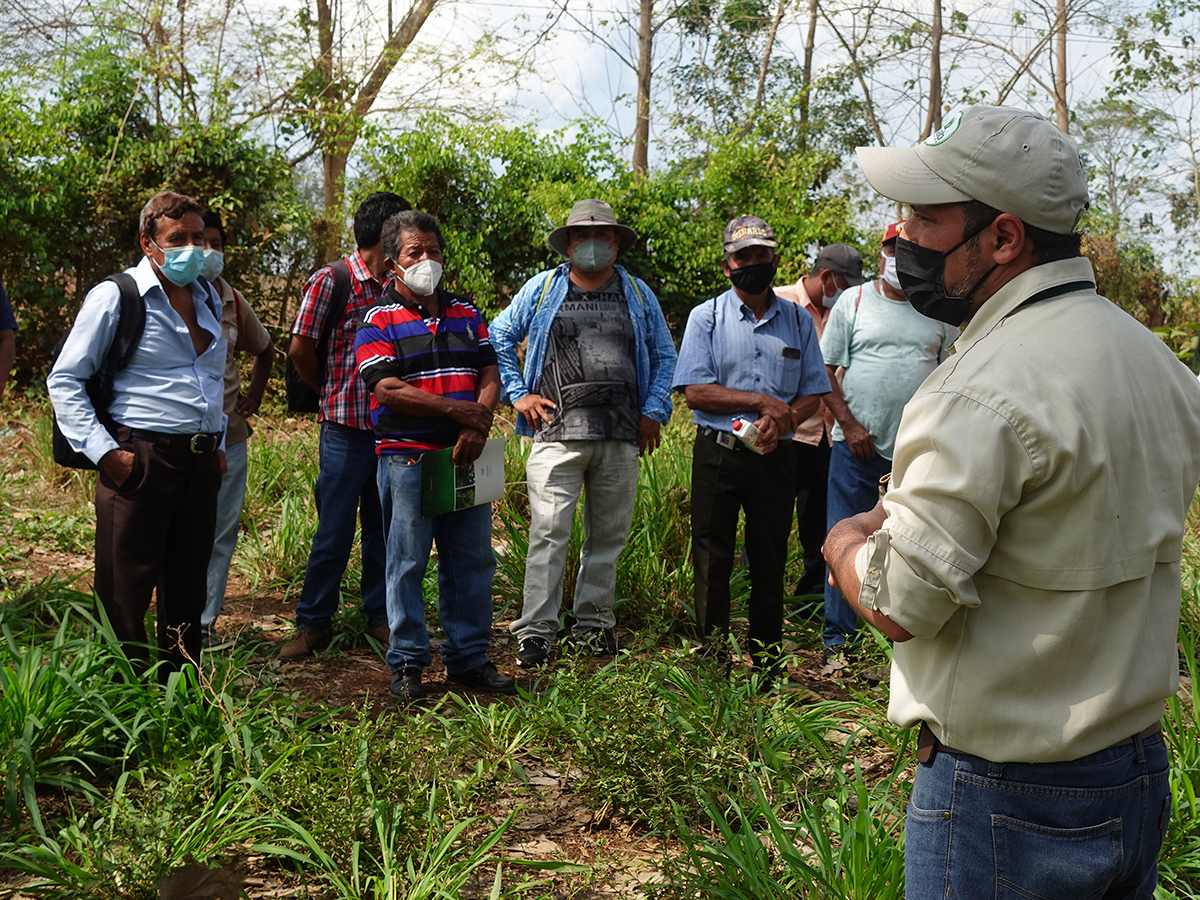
[894, 221, 998, 325]
[729, 261, 776, 295]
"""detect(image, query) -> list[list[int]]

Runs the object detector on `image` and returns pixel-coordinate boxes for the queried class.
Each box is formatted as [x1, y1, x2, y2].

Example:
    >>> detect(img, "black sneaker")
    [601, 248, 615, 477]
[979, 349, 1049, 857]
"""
[572, 627, 619, 655]
[390, 668, 425, 703]
[517, 636, 551, 669]
[793, 563, 827, 597]
[447, 661, 517, 695]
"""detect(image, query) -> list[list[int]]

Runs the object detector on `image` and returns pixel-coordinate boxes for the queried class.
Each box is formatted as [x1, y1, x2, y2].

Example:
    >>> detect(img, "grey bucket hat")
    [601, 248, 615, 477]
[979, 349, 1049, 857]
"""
[548, 199, 639, 258]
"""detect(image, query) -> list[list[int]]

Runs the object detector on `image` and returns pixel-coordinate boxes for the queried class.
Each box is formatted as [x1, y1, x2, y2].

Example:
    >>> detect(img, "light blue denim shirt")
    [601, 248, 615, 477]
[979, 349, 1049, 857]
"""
[48, 256, 228, 464]
[490, 263, 678, 438]
[672, 287, 830, 438]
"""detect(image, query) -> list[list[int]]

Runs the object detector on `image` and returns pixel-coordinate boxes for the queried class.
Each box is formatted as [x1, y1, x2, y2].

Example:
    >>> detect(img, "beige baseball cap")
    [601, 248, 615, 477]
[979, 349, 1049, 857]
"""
[856, 106, 1090, 235]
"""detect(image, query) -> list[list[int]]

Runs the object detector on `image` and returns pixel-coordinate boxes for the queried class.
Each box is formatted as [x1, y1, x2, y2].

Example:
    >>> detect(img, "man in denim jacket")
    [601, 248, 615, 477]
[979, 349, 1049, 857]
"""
[490, 199, 677, 668]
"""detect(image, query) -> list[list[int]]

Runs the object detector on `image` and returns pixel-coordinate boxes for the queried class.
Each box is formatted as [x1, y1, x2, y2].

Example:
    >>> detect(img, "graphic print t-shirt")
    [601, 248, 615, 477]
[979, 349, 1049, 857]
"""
[536, 274, 639, 443]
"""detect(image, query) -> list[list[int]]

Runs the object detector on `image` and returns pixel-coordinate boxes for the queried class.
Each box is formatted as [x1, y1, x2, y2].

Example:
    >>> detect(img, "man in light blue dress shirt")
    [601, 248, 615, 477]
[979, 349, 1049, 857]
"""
[48, 191, 227, 677]
[673, 215, 830, 681]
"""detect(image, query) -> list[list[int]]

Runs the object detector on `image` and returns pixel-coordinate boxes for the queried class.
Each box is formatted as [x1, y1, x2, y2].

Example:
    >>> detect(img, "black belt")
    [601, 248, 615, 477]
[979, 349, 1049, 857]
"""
[916, 720, 1162, 765]
[697, 425, 745, 451]
[129, 429, 222, 454]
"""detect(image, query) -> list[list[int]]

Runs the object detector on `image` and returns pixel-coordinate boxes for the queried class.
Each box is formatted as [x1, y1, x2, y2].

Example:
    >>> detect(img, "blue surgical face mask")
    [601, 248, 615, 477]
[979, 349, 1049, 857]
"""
[152, 240, 205, 286]
[200, 249, 225, 281]
[571, 237, 616, 273]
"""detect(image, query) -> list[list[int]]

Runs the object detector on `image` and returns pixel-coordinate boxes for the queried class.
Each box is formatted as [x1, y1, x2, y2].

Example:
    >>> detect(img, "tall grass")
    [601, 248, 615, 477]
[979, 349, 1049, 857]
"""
[6, 402, 1200, 899]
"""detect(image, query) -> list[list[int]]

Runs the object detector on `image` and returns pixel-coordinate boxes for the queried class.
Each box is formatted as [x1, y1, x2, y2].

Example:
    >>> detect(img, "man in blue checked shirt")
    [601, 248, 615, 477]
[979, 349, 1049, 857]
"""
[673, 215, 830, 683]
[491, 199, 677, 670]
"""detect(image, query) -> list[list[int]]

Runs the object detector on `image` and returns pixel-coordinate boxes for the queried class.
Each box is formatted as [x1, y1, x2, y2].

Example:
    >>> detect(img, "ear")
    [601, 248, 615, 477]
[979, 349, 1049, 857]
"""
[721, 258, 733, 278]
[139, 232, 156, 259]
[991, 214, 1027, 265]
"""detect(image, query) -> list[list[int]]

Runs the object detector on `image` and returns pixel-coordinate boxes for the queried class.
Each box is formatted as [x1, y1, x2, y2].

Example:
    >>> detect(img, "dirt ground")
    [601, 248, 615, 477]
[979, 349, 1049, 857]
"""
[3, 485, 869, 899]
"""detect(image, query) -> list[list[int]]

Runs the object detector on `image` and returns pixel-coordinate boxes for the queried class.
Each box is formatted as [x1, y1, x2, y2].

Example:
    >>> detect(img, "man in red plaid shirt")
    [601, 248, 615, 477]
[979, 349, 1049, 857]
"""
[281, 191, 410, 658]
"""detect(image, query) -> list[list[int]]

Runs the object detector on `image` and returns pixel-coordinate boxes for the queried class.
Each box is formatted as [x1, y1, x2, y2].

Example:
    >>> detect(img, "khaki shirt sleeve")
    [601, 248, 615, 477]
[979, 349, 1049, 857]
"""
[868, 389, 1037, 638]
[235, 291, 273, 357]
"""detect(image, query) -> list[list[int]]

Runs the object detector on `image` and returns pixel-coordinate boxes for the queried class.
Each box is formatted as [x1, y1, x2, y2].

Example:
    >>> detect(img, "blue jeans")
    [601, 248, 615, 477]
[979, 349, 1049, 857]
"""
[906, 731, 1170, 899]
[294, 422, 387, 632]
[823, 440, 891, 649]
[202, 438, 249, 635]
[377, 454, 496, 675]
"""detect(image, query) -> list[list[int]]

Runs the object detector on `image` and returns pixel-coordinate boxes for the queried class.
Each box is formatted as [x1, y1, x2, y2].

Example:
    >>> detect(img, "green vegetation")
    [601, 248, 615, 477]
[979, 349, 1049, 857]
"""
[1, 398, 1199, 897]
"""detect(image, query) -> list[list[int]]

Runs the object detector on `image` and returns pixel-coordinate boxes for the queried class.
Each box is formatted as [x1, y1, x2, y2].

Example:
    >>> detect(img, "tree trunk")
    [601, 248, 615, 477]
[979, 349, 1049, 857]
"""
[313, 0, 438, 254]
[316, 0, 338, 219]
[920, 0, 943, 140]
[1054, 0, 1069, 131]
[750, 0, 787, 119]
[799, 0, 817, 151]
[633, 0, 653, 176]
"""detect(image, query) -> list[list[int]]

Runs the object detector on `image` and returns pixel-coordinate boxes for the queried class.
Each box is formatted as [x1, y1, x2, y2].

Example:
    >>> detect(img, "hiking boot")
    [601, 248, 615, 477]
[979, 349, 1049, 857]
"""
[793, 563, 827, 597]
[390, 668, 425, 703]
[572, 627, 619, 656]
[517, 636, 551, 669]
[447, 661, 517, 695]
[279, 627, 332, 660]
[367, 622, 391, 645]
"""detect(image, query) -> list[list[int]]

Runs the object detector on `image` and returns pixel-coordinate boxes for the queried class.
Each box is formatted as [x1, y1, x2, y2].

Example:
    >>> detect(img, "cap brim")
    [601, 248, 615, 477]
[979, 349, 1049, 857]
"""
[856, 145, 973, 206]
[841, 273, 866, 286]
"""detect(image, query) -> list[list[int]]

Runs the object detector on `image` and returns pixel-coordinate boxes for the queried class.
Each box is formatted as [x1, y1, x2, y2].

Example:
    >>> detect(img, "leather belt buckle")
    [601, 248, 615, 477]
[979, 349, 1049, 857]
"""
[189, 433, 218, 454]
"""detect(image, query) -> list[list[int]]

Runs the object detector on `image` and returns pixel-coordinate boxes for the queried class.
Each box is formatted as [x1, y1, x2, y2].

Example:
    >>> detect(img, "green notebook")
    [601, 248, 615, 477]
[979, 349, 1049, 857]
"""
[420, 436, 506, 517]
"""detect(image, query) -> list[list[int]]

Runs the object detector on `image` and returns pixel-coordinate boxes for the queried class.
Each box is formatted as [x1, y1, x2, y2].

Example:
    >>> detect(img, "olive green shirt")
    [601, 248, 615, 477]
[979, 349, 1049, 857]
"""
[856, 257, 1200, 762]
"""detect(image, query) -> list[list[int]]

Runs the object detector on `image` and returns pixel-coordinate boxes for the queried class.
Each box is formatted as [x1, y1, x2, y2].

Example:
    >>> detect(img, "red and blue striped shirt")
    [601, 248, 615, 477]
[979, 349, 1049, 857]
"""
[355, 286, 497, 454]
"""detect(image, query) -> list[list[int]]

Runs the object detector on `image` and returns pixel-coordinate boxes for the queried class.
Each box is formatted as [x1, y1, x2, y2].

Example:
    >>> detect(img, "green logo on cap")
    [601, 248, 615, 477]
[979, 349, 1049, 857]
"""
[924, 110, 964, 146]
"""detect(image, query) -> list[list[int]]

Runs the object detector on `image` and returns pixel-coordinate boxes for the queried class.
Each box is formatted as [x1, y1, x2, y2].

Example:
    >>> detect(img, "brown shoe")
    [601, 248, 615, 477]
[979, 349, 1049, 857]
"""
[279, 627, 332, 660]
[367, 622, 391, 645]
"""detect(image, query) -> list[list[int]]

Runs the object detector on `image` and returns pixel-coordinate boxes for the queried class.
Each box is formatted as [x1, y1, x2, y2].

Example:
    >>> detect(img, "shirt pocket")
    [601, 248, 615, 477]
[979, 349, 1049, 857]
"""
[768, 350, 803, 397]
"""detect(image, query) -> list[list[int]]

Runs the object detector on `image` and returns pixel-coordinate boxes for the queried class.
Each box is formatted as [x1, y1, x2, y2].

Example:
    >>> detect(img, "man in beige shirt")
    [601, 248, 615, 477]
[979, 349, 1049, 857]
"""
[825, 106, 1200, 898]
[775, 244, 862, 601]
[201, 211, 275, 641]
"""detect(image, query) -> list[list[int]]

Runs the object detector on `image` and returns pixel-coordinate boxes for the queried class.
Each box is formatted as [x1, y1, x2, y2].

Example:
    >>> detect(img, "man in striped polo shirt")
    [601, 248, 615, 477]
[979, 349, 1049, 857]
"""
[355, 210, 515, 703]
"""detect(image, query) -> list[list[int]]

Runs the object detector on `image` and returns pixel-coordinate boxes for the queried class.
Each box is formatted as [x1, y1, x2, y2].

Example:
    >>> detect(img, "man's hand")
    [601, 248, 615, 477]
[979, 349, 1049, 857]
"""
[513, 394, 556, 431]
[450, 400, 494, 435]
[218, 449, 228, 477]
[752, 415, 780, 454]
[758, 394, 795, 436]
[842, 419, 876, 461]
[637, 415, 662, 456]
[100, 448, 135, 487]
[453, 427, 487, 465]
[234, 393, 262, 416]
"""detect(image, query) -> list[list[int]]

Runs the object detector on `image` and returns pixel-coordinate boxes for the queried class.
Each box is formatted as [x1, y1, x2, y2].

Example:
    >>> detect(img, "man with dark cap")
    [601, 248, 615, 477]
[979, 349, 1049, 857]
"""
[673, 215, 830, 680]
[775, 243, 865, 599]
[491, 199, 676, 669]
[824, 106, 1200, 896]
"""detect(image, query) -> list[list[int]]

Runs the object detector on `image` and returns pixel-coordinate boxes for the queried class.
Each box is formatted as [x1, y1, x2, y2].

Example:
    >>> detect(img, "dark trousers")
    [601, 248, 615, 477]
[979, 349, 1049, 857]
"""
[690, 433, 794, 669]
[793, 435, 831, 572]
[93, 426, 221, 677]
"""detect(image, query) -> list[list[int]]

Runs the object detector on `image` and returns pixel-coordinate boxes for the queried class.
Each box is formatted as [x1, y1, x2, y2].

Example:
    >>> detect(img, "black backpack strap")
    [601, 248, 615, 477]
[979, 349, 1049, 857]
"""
[323, 260, 352, 339]
[194, 275, 221, 320]
[104, 273, 146, 373]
